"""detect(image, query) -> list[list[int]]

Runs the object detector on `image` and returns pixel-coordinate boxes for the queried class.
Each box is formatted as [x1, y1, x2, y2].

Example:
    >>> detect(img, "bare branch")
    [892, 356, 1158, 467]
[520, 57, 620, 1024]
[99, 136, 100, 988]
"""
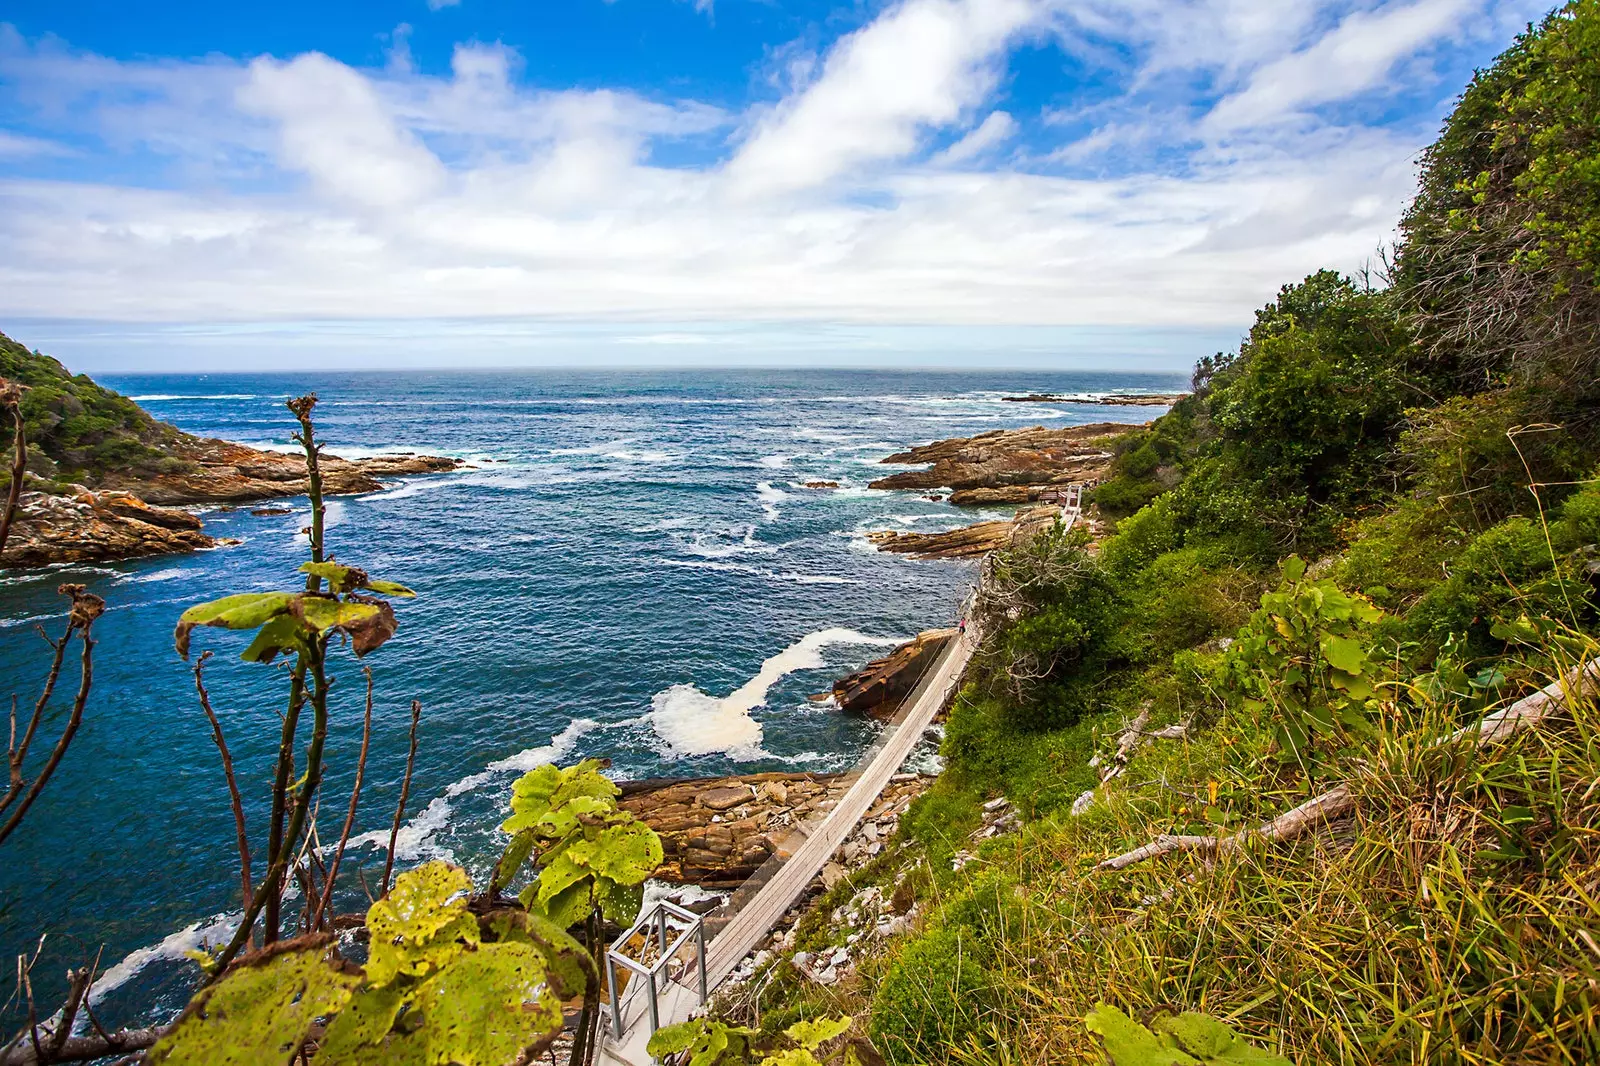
[194, 652, 252, 905]
[316, 666, 374, 929]
[383, 700, 422, 898]
[0, 588, 104, 848]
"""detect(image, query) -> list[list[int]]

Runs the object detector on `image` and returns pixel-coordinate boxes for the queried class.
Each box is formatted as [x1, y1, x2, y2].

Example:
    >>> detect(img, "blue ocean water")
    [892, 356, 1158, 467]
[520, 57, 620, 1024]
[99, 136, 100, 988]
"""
[0, 367, 1182, 1026]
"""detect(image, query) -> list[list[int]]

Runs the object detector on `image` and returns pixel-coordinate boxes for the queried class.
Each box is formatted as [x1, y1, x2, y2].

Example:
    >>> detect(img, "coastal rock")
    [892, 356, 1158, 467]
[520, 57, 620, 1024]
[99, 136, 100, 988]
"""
[108, 440, 463, 506]
[621, 772, 852, 887]
[0, 490, 214, 568]
[867, 506, 1062, 560]
[870, 423, 1131, 496]
[826, 629, 955, 719]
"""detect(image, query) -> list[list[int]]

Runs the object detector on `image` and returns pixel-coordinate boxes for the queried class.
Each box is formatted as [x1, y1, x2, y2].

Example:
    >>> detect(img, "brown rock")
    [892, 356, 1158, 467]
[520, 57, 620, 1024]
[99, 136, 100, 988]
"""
[698, 786, 754, 812]
[802, 480, 839, 489]
[830, 629, 955, 719]
[868, 506, 1064, 561]
[870, 423, 1133, 497]
[0, 490, 214, 568]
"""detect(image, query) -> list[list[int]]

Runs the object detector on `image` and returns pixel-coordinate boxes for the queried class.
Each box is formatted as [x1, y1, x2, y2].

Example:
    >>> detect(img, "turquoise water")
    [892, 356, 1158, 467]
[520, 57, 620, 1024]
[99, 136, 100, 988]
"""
[0, 367, 1181, 1026]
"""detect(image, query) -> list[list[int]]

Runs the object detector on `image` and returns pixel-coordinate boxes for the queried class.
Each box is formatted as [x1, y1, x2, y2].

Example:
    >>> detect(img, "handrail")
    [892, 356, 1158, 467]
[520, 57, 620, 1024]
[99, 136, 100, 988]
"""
[604, 900, 708, 1040]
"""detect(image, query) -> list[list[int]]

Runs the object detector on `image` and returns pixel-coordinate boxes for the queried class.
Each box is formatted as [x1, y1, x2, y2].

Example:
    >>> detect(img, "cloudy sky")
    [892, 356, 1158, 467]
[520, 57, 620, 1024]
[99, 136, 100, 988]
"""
[0, 0, 1553, 370]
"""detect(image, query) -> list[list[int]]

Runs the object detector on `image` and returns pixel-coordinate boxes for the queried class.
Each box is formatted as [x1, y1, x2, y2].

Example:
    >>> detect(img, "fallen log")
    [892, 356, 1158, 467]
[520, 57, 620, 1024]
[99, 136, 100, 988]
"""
[1096, 658, 1600, 872]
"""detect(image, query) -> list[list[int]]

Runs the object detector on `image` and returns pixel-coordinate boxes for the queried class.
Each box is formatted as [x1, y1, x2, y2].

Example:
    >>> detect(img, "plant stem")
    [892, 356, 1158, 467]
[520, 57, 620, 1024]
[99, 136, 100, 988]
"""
[0, 381, 25, 562]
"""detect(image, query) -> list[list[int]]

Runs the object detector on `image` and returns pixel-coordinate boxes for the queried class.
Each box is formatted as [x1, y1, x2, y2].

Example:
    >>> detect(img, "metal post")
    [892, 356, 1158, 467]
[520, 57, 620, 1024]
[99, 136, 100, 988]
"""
[607, 955, 623, 1039]
[646, 971, 660, 1037]
[695, 922, 708, 1005]
[657, 908, 668, 955]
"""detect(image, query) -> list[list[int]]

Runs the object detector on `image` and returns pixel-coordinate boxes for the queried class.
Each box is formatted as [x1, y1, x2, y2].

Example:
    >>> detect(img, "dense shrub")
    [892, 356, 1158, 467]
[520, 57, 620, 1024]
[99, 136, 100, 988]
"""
[868, 925, 992, 1064]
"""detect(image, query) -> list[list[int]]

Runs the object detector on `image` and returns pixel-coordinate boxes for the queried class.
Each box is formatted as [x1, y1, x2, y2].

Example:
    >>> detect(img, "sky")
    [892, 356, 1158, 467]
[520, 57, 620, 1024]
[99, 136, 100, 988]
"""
[0, 0, 1556, 371]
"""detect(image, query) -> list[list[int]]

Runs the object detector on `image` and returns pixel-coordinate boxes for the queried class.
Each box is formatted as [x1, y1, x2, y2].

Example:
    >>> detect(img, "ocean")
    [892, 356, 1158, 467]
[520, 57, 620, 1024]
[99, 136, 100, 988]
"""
[0, 366, 1183, 1027]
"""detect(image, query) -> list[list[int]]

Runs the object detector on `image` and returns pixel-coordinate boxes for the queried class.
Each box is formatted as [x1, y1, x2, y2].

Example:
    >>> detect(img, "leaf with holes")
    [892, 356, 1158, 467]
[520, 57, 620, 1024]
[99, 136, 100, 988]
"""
[149, 942, 358, 1066]
[389, 942, 567, 1066]
[591, 820, 665, 886]
[365, 862, 479, 986]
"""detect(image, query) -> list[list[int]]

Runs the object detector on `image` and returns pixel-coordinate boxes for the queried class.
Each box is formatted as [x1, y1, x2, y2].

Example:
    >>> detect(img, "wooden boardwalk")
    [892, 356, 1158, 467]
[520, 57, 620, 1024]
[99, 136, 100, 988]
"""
[597, 621, 979, 1065]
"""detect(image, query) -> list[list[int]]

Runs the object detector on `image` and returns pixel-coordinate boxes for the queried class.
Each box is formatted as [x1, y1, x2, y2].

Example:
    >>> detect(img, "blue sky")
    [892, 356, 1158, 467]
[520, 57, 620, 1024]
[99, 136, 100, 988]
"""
[0, 0, 1556, 371]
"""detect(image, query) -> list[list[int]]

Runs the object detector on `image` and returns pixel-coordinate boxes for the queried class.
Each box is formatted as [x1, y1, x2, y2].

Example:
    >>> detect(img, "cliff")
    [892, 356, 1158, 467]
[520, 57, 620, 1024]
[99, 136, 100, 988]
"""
[825, 628, 955, 719]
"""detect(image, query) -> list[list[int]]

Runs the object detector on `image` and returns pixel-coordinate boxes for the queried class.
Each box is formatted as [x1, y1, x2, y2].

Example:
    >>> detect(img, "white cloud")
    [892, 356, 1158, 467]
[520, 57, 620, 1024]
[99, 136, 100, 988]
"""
[426, 0, 462, 11]
[935, 111, 1018, 165]
[1204, 0, 1480, 130]
[725, 0, 1040, 195]
[0, 130, 71, 157]
[0, 0, 1555, 344]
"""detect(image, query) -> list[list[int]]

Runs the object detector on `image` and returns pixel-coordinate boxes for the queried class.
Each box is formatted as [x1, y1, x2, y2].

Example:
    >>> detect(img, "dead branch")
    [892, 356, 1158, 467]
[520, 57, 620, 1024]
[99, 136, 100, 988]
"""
[1096, 657, 1600, 872]
[316, 667, 374, 929]
[0, 1026, 165, 1066]
[194, 652, 251, 905]
[382, 700, 421, 897]
[0, 588, 104, 848]
[2, 620, 73, 820]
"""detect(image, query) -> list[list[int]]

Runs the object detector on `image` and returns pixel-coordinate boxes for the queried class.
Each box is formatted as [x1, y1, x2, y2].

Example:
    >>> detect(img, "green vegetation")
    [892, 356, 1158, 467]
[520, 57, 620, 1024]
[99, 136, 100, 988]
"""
[0, 328, 192, 488]
[725, 6, 1600, 1063]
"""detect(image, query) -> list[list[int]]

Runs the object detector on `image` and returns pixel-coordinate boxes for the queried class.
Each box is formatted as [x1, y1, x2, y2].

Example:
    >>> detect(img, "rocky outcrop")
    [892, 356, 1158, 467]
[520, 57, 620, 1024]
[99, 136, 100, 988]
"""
[824, 629, 955, 719]
[622, 773, 851, 887]
[3, 445, 464, 568]
[868, 506, 1064, 560]
[109, 441, 461, 506]
[869, 423, 1130, 496]
[0, 490, 214, 567]
[1002, 393, 1187, 406]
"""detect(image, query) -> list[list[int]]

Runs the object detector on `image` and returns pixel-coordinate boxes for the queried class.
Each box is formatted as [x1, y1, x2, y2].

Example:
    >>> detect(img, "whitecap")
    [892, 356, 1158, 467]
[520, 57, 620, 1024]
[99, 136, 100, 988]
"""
[122, 567, 188, 584]
[129, 394, 258, 402]
[646, 628, 900, 759]
[758, 454, 791, 469]
[755, 481, 787, 522]
[88, 911, 239, 1006]
[346, 718, 601, 863]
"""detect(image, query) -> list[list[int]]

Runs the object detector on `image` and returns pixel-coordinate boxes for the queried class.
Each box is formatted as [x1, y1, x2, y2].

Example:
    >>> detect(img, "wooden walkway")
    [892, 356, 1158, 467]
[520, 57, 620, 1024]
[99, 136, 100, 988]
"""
[597, 621, 979, 1065]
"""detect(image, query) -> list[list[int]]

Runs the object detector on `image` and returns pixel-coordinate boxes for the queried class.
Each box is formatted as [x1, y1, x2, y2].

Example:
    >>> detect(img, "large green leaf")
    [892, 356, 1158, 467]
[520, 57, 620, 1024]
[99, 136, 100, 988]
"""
[1154, 1013, 1293, 1064]
[240, 615, 311, 664]
[1085, 1005, 1198, 1066]
[390, 942, 567, 1066]
[298, 561, 416, 598]
[1318, 634, 1368, 675]
[365, 862, 479, 986]
[316, 987, 406, 1063]
[595, 877, 645, 925]
[149, 943, 358, 1066]
[491, 828, 539, 893]
[591, 821, 665, 886]
[785, 1017, 853, 1049]
[174, 592, 295, 659]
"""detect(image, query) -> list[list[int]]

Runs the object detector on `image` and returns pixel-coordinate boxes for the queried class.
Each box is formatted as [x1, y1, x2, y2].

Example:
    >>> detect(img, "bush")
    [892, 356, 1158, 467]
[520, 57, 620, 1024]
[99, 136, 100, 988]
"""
[868, 926, 992, 1064]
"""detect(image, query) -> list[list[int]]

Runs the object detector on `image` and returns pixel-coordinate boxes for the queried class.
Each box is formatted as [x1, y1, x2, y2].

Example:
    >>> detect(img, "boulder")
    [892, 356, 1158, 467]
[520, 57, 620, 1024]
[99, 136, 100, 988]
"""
[870, 423, 1130, 496]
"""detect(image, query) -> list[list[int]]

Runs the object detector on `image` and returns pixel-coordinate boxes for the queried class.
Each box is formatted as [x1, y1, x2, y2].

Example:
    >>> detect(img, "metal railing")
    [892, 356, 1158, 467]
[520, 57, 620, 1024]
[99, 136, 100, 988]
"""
[604, 899, 708, 1040]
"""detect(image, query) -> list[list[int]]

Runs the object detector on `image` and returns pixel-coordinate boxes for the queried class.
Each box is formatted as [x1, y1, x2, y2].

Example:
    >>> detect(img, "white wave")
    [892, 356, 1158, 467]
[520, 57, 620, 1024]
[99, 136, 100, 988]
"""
[630, 517, 696, 534]
[663, 559, 762, 575]
[684, 526, 780, 559]
[605, 449, 678, 463]
[775, 573, 858, 585]
[129, 393, 258, 402]
[647, 628, 900, 759]
[758, 454, 791, 469]
[291, 499, 345, 544]
[89, 911, 239, 1006]
[122, 567, 187, 584]
[347, 718, 600, 864]
[367, 470, 543, 503]
[755, 481, 787, 522]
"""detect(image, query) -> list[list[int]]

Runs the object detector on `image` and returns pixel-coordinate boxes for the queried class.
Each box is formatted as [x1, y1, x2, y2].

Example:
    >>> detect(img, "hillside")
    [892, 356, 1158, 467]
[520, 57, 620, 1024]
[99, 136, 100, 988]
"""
[695, 5, 1600, 1064]
[0, 330, 193, 489]
[0, 331, 462, 567]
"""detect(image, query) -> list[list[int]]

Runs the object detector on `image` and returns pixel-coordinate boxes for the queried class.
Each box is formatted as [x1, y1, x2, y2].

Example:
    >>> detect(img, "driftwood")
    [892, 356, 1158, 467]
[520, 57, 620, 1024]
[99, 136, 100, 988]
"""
[1097, 658, 1600, 872]
[0, 1027, 164, 1066]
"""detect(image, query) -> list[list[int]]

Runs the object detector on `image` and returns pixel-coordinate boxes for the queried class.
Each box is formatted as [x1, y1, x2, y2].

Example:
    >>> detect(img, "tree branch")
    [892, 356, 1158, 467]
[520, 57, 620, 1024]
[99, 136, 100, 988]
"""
[194, 652, 252, 905]
[383, 699, 422, 898]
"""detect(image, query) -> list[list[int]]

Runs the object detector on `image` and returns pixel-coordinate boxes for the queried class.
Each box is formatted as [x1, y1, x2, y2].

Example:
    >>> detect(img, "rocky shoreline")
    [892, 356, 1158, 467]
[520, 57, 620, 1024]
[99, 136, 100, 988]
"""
[1001, 391, 1187, 406]
[1, 443, 464, 569]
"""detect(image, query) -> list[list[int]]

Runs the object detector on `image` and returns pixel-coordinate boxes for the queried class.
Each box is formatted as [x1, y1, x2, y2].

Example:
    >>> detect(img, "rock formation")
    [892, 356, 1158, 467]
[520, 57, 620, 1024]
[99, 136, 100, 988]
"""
[106, 441, 460, 506]
[1, 490, 214, 567]
[621, 773, 852, 887]
[869, 423, 1128, 495]
[823, 629, 955, 719]
[867, 505, 1066, 560]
